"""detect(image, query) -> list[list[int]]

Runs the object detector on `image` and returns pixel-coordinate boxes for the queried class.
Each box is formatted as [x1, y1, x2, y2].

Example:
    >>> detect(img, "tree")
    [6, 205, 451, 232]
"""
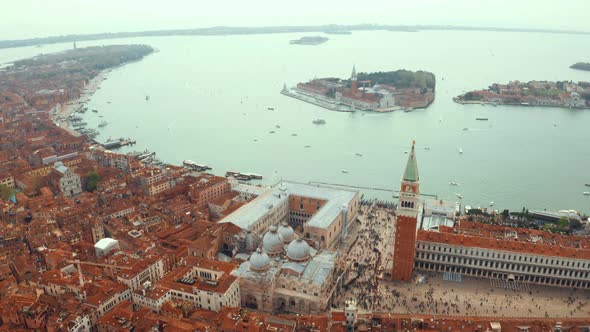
[557, 217, 569, 230]
[501, 209, 510, 220]
[85, 171, 101, 192]
[0, 184, 13, 200]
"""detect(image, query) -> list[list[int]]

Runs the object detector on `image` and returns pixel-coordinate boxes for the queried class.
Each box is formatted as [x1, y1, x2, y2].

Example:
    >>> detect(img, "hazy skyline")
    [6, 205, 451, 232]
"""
[1, 0, 589, 40]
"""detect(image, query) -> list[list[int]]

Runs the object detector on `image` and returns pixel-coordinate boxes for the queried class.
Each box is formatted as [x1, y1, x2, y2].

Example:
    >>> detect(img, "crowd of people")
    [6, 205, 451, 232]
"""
[333, 202, 395, 310]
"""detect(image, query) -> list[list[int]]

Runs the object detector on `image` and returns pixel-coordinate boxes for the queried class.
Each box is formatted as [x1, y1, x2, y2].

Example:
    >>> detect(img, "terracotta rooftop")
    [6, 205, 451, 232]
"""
[418, 221, 590, 259]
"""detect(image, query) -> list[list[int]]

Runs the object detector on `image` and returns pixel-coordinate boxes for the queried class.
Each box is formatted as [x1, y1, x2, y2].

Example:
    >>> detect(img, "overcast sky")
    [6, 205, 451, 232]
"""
[1, 0, 589, 40]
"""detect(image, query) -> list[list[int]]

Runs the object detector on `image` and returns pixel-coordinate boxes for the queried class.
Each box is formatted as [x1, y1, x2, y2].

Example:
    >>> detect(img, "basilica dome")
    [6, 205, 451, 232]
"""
[262, 225, 284, 255]
[278, 221, 295, 243]
[249, 248, 271, 272]
[286, 238, 311, 262]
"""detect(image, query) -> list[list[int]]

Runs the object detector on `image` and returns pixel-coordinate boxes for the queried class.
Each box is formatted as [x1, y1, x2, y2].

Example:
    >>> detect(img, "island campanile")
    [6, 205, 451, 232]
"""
[392, 141, 421, 281]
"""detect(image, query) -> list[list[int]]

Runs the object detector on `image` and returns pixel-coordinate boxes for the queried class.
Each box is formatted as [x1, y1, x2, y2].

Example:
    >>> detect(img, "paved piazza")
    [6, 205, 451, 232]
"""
[333, 204, 590, 318]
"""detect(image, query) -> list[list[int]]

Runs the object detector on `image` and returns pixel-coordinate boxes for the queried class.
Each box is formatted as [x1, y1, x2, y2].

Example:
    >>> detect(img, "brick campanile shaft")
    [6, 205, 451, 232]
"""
[392, 141, 421, 282]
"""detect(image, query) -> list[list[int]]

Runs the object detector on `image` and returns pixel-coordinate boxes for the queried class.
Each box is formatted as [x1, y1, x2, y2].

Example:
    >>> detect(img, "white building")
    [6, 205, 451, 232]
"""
[116, 257, 165, 291]
[94, 238, 119, 257]
[51, 161, 82, 197]
[141, 256, 241, 312]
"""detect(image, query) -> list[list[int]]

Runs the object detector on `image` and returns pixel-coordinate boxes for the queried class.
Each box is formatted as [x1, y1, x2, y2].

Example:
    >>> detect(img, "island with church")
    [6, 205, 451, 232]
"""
[281, 66, 436, 112]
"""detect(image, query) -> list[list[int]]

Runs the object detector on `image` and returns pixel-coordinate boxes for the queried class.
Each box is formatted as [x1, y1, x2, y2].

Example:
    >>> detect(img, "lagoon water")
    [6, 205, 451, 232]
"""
[2, 31, 590, 213]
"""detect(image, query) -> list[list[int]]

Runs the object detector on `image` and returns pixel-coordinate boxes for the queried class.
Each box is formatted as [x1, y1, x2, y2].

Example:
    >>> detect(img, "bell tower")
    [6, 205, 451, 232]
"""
[392, 141, 421, 282]
[350, 65, 358, 93]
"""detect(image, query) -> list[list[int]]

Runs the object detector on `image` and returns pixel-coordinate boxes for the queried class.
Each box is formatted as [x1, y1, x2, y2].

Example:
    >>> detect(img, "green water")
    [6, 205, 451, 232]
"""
[2, 31, 590, 213]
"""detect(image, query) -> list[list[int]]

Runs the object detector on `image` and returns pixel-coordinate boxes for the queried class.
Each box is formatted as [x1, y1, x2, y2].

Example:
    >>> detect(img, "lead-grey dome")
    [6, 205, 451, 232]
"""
[287, 238, 311, 262]
[278, 222, 295, 243]
[262, 225, 283, 255]
[249, 248, 271, 272]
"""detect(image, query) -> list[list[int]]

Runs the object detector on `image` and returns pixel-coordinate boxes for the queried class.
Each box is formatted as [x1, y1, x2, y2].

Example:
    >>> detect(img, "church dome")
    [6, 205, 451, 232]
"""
[249, 248, 271, 272]
[286, 238, 311, 262]
[262, 225, 284, 255]
[278, 222, 295, 243]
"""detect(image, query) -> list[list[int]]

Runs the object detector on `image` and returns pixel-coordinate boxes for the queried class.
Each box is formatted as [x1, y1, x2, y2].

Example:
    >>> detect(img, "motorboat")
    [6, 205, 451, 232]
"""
[312, 119, 326, 125]
[455, 193, 463, 199]
[341, 170, 349, 174]
[459, 148, 463, 154]
[355, 153, 363, 157]
[489, 201, 494, 206]
[449, 181, 459, 186]
[583, 192, 590, 196]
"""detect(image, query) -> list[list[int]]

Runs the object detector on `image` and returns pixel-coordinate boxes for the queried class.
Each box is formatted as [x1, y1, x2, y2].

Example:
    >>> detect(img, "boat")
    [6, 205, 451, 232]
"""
[275, 125, 280, 129]
[107, 101, 111, 104]
[476, 117, 489, 121]
[145, 95, 150, 101]
[267, 107, 275, 110]
[183, 160, 212, 171]
[304, 145, 311, 148]
[138, 150, 156, 160]
[456, 193, 463, 199]
[449, 181, 459, 186]
[92, 109, 98, 113]
[341, 170, 349, 174]
[291, 134, 298, 136]
[459, 148, 463, 154]
[312, 119, 326, 125]
[225, 171, 262, 181]
[583, 192, 590, 196]
[462, 128, 469, 131]
[585, 184, 590, 187]
[98, 121, 108, 127]
[269, 131, 275, 134]
[489, 201, 494, 206]
[355, 153, 363, 157]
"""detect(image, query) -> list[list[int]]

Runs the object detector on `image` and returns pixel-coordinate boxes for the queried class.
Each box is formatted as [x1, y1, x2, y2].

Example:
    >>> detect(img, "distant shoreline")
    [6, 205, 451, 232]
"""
[1, 24, 589, 49]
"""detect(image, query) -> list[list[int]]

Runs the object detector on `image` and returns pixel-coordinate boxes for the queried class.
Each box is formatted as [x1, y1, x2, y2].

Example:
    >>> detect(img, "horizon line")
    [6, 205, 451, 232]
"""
[1, 23, 589, 49]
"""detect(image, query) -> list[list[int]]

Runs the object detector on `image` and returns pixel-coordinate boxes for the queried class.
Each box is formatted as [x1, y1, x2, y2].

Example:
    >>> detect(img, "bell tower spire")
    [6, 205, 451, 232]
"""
[392, 141, 421, 282]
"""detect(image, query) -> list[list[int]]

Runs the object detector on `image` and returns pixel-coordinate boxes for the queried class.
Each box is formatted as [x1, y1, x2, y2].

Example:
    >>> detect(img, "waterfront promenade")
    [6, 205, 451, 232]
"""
[51, 70, 109, 136]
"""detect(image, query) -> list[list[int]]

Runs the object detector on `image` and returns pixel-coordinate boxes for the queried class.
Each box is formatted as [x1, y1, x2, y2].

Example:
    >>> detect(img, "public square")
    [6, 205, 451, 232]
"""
[333, 203, 590, 318]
